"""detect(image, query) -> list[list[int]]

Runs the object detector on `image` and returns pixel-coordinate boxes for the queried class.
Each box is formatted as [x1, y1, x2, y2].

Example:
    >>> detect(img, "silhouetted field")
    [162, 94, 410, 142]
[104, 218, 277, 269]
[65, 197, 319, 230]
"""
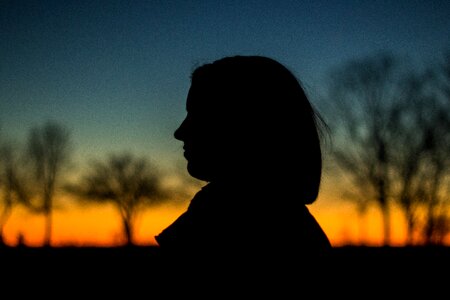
[2, 244, 448, 269]
[1, 245, 448, 293]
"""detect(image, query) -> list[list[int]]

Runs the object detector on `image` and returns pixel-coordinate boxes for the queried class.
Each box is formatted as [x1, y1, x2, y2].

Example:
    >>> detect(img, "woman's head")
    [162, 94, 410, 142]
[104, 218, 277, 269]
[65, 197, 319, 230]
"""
[174, 55, 326, 204]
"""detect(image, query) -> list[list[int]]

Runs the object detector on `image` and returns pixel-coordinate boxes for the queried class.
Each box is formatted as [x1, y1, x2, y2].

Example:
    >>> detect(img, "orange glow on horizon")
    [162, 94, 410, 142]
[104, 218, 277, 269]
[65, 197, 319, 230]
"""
[310, 197, 410, 247]
[2, 198, 189, 247]
[2, 194, 449, 248]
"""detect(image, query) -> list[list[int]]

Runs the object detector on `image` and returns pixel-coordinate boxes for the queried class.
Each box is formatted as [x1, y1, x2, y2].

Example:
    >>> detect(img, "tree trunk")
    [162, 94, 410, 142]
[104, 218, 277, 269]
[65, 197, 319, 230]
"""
[43, 193, 53, 247]
[123, 217, 133, 246]
[406, 210, 414, 246]
[44, 209, 52, 247]
[381, 203, 391, 246]
[0, 205, 12, 247]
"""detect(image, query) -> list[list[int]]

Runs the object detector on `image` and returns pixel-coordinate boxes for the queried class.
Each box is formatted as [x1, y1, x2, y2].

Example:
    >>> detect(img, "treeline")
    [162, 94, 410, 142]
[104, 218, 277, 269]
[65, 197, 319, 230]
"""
[320, 50, 450, 246]
[0, 121, 199, 247]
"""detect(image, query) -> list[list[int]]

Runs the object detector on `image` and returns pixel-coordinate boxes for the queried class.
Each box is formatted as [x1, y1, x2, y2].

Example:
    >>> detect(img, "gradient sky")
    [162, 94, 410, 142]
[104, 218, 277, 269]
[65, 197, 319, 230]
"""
[1, 0, 450, 246]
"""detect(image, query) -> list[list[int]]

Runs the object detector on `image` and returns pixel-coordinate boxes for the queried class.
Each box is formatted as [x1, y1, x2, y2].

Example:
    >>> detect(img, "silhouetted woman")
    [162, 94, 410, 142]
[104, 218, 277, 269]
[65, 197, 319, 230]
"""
[156, 55, 331, 267]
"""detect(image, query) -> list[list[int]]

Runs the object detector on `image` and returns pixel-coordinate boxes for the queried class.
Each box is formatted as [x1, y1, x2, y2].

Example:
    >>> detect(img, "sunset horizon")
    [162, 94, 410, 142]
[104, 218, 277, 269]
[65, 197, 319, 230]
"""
[2, 190, 445, 248]
[1, 1, 449, 252]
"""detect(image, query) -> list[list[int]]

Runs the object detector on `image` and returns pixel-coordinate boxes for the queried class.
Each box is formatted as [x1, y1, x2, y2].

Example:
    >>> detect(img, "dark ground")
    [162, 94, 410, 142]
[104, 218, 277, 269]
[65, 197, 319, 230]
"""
[2, 244, 449, 266]
[1, 245, 448, 294]
[2, 244, 449, 271]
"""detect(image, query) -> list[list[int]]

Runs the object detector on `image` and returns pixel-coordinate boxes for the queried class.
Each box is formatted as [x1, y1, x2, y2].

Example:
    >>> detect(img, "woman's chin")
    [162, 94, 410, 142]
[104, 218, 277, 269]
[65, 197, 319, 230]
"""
[187, 162, 212, 182]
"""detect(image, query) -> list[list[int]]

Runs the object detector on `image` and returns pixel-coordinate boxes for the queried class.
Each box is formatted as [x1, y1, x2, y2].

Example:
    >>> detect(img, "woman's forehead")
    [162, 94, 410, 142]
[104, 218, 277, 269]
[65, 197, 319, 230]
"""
[186, 82, 220, 109]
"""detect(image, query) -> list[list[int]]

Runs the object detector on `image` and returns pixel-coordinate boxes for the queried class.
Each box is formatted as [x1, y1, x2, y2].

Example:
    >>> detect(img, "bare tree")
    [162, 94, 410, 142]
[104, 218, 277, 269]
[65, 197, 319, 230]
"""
[323, 52, 450, 246]
[323, 52, 405, 246]
[25, 120, 72, 247]
[419, 52, 450, 245]
[388, 73, 445, 244]
[0, 143, 29, 245]
[66, 152, 167, 246]
[381, 52, 450, 246]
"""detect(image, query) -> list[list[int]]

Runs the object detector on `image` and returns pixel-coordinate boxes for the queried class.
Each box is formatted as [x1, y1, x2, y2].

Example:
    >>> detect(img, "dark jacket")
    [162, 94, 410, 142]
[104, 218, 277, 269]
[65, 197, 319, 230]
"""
[155, 182, 331, 269]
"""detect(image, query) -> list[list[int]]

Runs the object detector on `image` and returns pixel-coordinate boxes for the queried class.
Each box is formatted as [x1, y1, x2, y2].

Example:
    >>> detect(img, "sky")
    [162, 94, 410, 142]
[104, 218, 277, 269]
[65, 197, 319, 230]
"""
[1, 0, 449, 247]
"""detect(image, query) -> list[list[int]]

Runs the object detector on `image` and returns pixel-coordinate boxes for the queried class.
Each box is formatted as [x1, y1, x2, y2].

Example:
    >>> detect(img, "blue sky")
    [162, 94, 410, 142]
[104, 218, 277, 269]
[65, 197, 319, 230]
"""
[1, 0, 449, 172]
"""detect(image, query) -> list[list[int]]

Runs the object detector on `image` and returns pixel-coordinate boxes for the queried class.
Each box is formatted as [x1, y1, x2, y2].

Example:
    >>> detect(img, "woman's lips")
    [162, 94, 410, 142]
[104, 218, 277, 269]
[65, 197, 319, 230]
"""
[183, 147, 190, 159]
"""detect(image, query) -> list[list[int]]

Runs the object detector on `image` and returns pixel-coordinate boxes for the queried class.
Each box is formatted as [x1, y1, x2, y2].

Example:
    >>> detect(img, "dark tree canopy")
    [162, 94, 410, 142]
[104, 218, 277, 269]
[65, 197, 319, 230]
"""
[67, 152, 167, 245]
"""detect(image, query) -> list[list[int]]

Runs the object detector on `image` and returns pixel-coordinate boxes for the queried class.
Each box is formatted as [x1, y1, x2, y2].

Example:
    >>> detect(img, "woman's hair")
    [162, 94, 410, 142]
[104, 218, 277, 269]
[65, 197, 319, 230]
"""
[190, 55, 327, 204]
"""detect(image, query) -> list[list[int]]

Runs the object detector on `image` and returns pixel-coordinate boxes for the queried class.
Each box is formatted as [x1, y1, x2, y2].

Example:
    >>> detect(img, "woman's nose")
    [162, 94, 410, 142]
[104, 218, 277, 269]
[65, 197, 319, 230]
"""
[174, 118, 187, 141]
